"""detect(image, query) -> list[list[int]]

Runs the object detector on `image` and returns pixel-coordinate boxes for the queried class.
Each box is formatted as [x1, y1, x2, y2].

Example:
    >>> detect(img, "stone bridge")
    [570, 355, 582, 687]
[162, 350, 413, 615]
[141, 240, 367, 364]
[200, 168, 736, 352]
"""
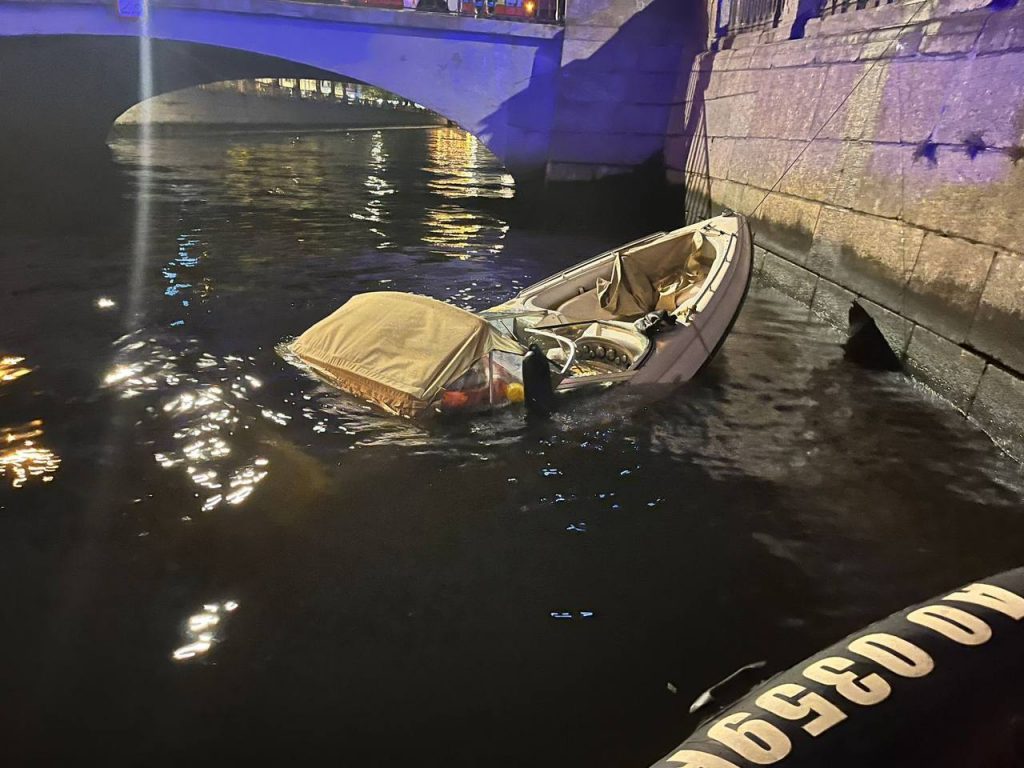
[0, 0, 694, 184]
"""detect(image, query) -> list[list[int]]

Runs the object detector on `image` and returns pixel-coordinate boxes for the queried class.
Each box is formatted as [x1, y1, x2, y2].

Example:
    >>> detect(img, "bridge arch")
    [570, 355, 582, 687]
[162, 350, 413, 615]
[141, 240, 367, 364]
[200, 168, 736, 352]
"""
[0, 0, 563, 179]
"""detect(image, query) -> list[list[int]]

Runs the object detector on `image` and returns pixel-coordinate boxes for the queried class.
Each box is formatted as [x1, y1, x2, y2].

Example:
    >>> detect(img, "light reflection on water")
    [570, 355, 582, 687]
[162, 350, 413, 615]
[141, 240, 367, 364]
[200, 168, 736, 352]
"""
[1, 355, 31, 383]
[172, 599, 239, 662]
[101, 334, 275, 514]
[1, 127, 1022, 766]
[1, 356, 61, 488]
[1, 419, 61, 489]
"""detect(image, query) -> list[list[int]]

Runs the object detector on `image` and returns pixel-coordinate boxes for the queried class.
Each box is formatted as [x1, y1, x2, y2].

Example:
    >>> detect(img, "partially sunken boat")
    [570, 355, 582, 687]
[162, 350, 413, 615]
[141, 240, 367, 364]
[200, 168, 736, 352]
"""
[290, 213, 752, 417]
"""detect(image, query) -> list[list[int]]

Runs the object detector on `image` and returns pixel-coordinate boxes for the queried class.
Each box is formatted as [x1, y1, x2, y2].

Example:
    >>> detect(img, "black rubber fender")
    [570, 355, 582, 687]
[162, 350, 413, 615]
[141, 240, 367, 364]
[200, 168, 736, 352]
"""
[522, 344, 556, 418]
[651, 567, 1024, 768]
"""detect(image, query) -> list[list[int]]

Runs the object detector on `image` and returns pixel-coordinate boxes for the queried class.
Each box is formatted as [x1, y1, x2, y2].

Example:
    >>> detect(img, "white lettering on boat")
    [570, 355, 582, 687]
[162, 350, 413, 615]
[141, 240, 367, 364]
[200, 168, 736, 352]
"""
[662, 580, 1024, 767]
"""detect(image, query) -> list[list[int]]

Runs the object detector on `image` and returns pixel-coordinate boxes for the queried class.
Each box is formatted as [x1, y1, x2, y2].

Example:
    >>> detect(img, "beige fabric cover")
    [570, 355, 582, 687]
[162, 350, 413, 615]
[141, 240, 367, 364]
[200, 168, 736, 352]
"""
[596, 231, 706, 317]
[292, 292, 523, 417]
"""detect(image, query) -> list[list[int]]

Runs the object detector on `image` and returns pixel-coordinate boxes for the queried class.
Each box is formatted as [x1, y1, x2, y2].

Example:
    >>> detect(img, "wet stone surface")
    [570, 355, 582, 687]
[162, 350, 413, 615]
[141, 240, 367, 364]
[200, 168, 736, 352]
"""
[1, 128, 1022, 767]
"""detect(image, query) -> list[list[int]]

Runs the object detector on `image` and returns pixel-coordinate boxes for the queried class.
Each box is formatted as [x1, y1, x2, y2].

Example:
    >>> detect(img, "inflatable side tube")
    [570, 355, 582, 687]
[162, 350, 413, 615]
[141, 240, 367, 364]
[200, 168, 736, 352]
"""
[652, 567, 1024, 768]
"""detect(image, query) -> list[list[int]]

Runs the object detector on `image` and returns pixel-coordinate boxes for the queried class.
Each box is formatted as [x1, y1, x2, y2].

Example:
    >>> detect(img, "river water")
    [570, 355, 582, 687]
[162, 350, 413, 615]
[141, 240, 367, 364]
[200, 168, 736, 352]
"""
[1, 127, 1022, 766]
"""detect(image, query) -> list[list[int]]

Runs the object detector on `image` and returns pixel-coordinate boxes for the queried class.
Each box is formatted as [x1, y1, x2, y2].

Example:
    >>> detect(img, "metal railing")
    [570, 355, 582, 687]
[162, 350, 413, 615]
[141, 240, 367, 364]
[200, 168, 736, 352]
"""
[718, 0, 784, 35]
[211, 78, 431, 112]
[818, 0, 895, 17]
[348, 0, 565, 23]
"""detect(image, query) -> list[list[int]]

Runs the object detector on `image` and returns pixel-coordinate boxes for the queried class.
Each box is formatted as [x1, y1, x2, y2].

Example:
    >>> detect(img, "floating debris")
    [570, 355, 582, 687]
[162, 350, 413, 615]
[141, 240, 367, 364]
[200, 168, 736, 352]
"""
[689, 660, 768, 715]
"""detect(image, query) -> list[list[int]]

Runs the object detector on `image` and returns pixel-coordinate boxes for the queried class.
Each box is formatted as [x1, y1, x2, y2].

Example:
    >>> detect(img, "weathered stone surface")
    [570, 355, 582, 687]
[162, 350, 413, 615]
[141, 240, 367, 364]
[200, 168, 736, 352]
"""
[702, 67, 749, 103]
[810, 277, 858, 330]
[874, 57, 956, 144]
[721, 32, 758, 51]
[672, 68, 697, 104]
[566, 0, 662, 29]
[934, 0, 991, 14]
[717, 47, 757, 71]
[707, 177, 764, 217]
[552, 101, 670, 134]
[887, 26, 925, 59]
[901, 151, 1024, 255]
[808, 206, 924, 309]
[559, 37, 616, 67]
[930, 52, 1024, 149]
[549, 0, 694, 180]
[769, 39, 818, 69]
[750, 67, 828, 141]
[811, 62, 891, 142]
[633, 72, 691, 105]
[969, 252, 1024, 373]
[681, 1, 1024, 398]
[706, 135, 733, 180]
[638, 44, 691, 74]
[664, 102, 690, 137]
[976, 7, 1024, 54]
[969, 365, 1024, 462]
[548, 130, 664, 165]
[556, 69, 633, 104]
[830, 141, 906, 219]
[918, 16, 987, 56]
[903, 232, 995, 343]
[759, 251, 819, 304]
[857, 39, 903, 60]
[750, 192, 822, 263]
[813, 42, 865, 65]
[905, 325, 986, 412]
[746, 44, 774, 71]
[776, 139, 843, 204]
[546, 161, 631, 182]
[703, 89, 756, 138]
[726, 137, 805, 189]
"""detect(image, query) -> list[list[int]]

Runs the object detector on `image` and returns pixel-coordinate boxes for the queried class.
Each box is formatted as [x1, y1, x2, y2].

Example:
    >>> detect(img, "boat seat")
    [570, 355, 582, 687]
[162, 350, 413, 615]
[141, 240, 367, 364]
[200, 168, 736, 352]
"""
[558, 276, 704, 321]
[557, 289, 617, 322]
[655, 277, 703, 313]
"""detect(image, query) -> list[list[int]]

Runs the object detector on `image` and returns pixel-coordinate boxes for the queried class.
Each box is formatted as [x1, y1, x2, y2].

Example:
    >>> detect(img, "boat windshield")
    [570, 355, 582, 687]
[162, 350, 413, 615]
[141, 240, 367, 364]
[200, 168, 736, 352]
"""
[483, 309, 649, 383]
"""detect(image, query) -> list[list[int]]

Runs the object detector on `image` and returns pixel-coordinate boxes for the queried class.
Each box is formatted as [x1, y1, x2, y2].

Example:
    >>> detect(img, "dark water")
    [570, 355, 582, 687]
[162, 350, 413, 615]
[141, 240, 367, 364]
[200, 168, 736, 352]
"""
[2, 127, 1022, 766]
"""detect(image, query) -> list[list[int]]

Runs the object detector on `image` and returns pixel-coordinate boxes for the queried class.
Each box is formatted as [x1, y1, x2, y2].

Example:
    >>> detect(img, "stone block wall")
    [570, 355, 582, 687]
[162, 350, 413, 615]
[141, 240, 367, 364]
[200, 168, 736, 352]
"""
[545, 0, 700, 182]
[667, 0, 1024, 459]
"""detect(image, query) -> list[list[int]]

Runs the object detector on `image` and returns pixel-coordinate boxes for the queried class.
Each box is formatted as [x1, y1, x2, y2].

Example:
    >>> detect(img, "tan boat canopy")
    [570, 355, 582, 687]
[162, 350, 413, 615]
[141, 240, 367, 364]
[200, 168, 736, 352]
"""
[596, 230, 709, 317]
[291, 292, 524, 417]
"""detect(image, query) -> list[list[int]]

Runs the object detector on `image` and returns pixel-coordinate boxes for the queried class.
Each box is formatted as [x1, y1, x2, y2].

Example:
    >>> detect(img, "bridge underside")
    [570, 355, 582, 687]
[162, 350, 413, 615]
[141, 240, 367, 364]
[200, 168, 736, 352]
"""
[0, 36, 351, 220]
[3, 37, 339, 159]
[0, 0, 565, 177]
[0, 0, 697, 230]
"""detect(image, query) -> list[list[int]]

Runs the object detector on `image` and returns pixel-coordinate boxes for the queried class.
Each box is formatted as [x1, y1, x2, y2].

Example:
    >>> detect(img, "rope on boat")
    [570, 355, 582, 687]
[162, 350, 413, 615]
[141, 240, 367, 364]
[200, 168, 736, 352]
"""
[749, 0, 934, 217]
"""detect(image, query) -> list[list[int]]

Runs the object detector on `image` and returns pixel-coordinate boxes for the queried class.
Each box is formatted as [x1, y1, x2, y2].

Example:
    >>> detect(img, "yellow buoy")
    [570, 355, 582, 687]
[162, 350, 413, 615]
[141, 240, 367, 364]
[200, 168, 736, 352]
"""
[506, 382, 525, 403]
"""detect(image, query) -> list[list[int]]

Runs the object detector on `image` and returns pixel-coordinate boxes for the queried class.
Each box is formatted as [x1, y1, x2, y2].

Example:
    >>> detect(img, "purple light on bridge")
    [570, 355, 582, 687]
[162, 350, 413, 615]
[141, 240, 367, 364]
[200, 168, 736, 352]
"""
[117, 0, 143, 18]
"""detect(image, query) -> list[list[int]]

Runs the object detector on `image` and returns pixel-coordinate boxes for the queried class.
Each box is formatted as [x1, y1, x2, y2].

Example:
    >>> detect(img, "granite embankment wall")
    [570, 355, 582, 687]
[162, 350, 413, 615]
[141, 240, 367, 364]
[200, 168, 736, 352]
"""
[545, 0, 698, 183]
[667, 0, 1024, 459]
[113, 86, 445, 133]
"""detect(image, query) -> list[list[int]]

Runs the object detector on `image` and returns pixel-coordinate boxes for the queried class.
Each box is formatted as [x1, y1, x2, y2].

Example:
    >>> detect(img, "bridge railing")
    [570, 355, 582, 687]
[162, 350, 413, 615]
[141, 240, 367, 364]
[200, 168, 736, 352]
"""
[818, 0, 895, 18]
[714, 0, 901, 37]
[716, 0, 784, 35]
[346, 0, 566, 23]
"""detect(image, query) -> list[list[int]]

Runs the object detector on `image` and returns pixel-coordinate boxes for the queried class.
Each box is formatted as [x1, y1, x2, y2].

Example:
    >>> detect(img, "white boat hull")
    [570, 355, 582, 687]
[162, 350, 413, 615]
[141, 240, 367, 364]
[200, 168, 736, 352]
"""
[628, 215, 752, 387]
[497, 213, 752, 392]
